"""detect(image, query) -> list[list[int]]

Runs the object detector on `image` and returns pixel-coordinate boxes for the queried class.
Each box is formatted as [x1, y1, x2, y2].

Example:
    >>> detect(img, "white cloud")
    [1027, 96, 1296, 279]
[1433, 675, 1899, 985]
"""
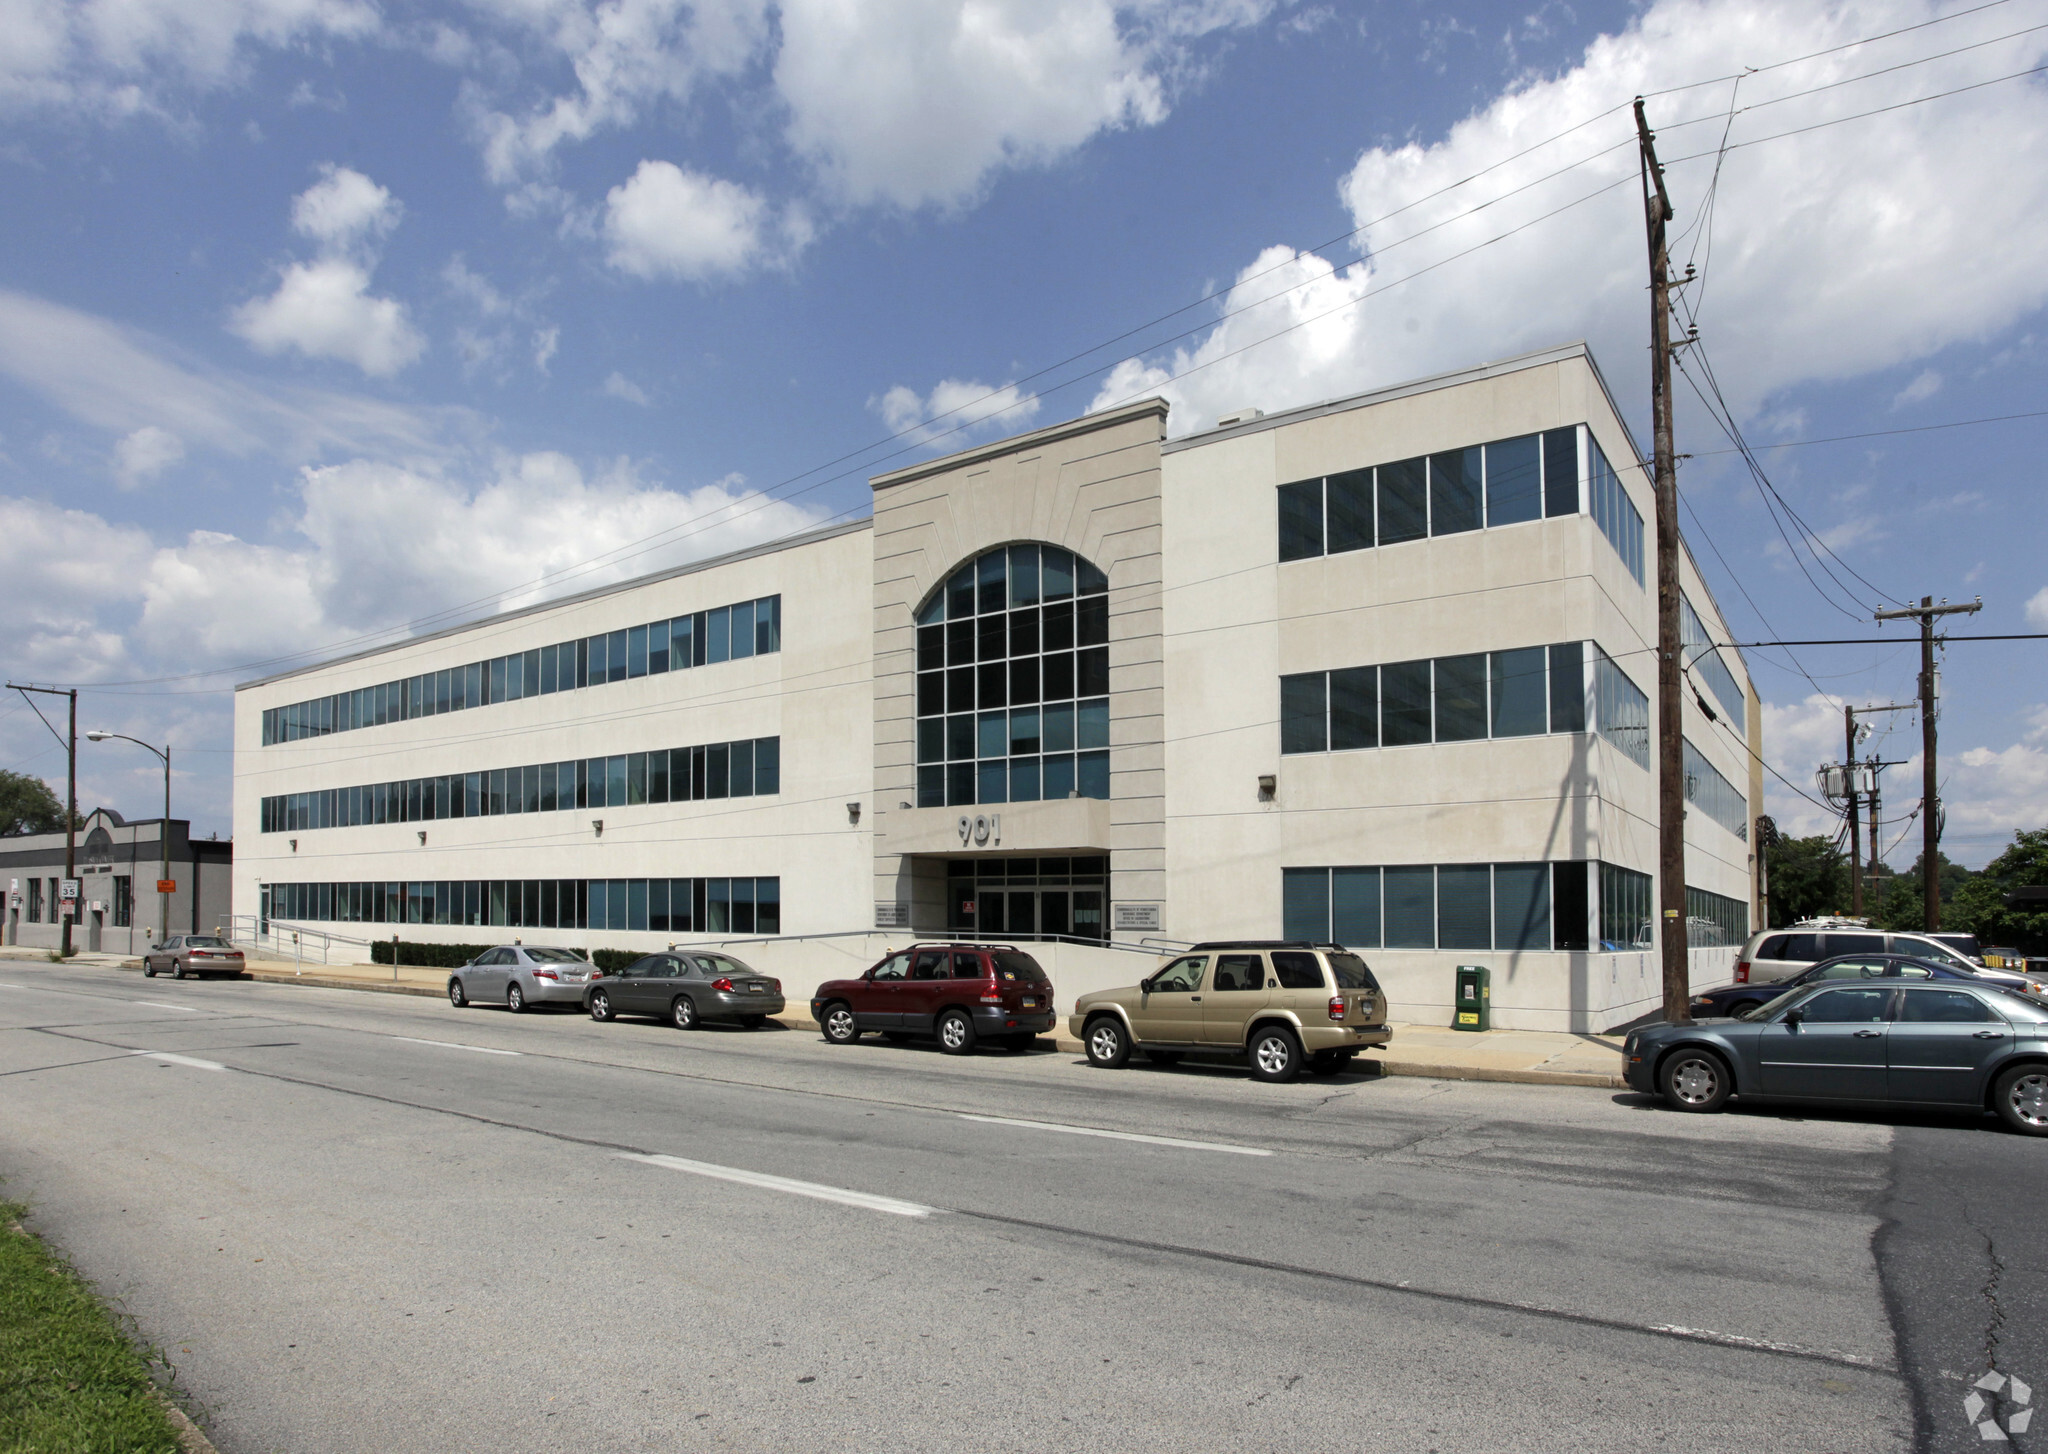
[602, 160, 767, 280]
[230, 257, 427, 376]
[112, 424, 184, 488]
[0, 288, 466, 461]
[1891, 368, 1942, 408]
[0, 0, 380, 114]
[532, 326, 560, 374]
[874, 377, 1041, 448]
[603, 370, 650, 405]
[1095, 0, 2048, 433]
[0, 495, 151, 680]
[290, 164, 398, 249]
[2026, 586, 2048, 629]
[1758, 691, 1850, 839]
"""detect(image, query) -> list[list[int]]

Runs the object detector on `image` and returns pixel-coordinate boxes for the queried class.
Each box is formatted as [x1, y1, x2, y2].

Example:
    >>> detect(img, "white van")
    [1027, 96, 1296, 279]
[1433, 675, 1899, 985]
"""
[1733, 925, 2044, 995]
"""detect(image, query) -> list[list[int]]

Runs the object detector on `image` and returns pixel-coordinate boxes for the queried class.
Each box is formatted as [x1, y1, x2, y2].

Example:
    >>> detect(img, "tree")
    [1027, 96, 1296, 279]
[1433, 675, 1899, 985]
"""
[1875, 850, 1973, 934]
[1947, 829, 2048, 954]
[1766, 834, 1848, 926]
[0, 770, 75, 837]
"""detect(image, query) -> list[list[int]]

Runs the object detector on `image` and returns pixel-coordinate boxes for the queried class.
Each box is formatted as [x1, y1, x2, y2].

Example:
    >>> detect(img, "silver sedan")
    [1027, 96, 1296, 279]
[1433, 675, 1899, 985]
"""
[585, 951, 786, 1029]
[447, 945, 595, 1012]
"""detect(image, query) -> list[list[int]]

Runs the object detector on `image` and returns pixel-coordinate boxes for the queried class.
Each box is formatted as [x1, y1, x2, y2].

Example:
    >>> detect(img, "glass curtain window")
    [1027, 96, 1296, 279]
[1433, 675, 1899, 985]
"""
[1599, 862, 1653, 950]
[1683, 738, 1749, 840]
[913, 543, 1112, 808]
[1681, 594, 1747, 721]
[1686, 885, 1749, 947]
[1595, 647, 1651, 770]
[1589, 436, 1645, 585]
[1291, 862, 1579, 952]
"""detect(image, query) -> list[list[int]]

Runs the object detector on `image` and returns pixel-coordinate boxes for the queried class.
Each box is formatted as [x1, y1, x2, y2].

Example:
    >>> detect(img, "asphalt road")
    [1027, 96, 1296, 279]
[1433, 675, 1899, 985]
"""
[1, 961, 2042, 1453]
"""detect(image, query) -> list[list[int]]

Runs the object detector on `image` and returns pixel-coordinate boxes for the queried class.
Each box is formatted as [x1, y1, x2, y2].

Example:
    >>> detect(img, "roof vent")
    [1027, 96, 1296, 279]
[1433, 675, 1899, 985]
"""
[1215, 408, 1264, 428]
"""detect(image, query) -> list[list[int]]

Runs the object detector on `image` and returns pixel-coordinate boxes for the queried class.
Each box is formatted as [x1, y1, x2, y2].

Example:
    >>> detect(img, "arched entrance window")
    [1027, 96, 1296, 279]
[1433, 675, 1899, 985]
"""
[913, 544, 1111, 808]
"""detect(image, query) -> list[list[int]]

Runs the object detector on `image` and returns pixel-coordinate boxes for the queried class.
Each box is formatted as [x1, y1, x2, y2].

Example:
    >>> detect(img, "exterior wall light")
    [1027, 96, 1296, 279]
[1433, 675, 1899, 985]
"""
[289, 838, 297, 853]
[417, 830, 427, 845]
[592, 819, 604, 837]
[1257, 774, 1277, 802]
[847, 802, 861, 825]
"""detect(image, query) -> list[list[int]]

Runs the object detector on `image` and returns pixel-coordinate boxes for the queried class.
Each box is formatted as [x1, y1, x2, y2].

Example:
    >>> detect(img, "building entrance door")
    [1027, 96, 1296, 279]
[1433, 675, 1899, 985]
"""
[947, 857, 1108, 942]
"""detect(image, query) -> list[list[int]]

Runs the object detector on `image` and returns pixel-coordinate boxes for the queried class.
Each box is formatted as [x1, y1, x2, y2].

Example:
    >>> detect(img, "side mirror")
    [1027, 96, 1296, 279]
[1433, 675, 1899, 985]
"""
[1139, 976, 1153, 993]
[1783, 1006, 1804, 1027]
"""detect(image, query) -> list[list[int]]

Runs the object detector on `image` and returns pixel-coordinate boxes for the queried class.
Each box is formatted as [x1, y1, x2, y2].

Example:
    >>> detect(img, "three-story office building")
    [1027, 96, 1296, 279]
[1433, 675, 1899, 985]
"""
[235, 341, 1759, 1030]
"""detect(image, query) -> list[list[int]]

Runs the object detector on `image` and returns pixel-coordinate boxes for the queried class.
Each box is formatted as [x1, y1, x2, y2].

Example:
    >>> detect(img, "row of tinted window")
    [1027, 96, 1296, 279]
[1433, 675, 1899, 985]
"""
[1282, 863, 1591, 951]
[1278, 427, 1580, 562]
[1596, 647, 1650, 770]
[1683, 739, 1749, 841]
[1280, 643, 1587, 755]
[916, 595, 1108, 669]
[1686, 886, 1751, 946]
[262, 877, 780, 934]
[916, 544, 1108, 625]
[262, 595, 781, 745]
[1589, 440, 1644, 585]
[260, 738, 779, 832]
[1680, 595, 1747, 721]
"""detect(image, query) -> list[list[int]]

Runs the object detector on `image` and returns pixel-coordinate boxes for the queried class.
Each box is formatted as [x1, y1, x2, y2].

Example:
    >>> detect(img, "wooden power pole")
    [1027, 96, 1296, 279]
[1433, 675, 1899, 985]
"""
[1844, 706, 1862, 916]
[1874, 595, 1980, 930]
[1635, 99, 1689, 1024]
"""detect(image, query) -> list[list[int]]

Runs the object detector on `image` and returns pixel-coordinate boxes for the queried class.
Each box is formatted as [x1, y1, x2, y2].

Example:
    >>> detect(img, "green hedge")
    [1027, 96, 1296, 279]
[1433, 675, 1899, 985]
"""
[369, 940, 629, 970]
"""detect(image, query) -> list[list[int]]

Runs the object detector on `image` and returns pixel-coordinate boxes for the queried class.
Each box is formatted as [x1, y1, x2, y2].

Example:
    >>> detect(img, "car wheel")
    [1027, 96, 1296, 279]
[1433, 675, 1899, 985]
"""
[1659, 1047, 1732, 1113]
[448, 978, 468, 1008]
[1084, 1015, 1131, 1069]
[506, 982, 526, 1014]
[1248, 1024, 1304, 1083]
[937, 1009, 976, 1055]
[1993, 1064, 2048, 1136]
[821, 1003, 860, 1045]
[589, 989, 614, 1022]
[171, 960, 186, 980]
[672, 995, 699, 1031]
[1145, 1049, 1183, 1066]
[740, 1014, 767, 1029]
[142, 961, 157, 978]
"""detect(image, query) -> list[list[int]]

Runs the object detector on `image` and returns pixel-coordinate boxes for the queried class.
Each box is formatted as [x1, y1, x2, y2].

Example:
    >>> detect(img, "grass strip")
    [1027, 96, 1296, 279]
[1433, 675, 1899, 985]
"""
[0, 1202, 187, 1454]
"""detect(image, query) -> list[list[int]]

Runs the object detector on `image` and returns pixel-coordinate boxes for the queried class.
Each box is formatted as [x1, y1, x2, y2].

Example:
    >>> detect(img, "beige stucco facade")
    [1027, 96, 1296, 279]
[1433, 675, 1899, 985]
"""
[230, 342, 1761, 1033]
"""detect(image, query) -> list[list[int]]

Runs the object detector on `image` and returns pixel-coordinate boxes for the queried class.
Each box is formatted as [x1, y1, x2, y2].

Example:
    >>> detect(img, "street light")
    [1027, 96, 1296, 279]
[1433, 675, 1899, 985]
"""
[85, 731, 170, 947]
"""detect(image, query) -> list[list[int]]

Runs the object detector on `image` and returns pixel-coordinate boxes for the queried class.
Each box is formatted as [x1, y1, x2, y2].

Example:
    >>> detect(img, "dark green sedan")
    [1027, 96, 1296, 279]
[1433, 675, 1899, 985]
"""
[1624, 978, 2048, 1135]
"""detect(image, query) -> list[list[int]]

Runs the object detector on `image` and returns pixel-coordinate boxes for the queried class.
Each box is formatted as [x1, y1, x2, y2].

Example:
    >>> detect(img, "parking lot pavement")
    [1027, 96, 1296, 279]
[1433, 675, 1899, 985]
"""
[3, 958, 2039, 1452]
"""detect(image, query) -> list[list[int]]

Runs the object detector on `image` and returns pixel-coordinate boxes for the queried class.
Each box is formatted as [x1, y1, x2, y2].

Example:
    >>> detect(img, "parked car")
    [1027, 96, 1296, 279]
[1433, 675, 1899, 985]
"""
[1691, 953, 1990, 1019]
[585, 951, 785, 1029]
[447, 944, 595, 1012]
[1928, 932, 1985, 961]
[1978, 945, 2029, 970]
[1068, 940, 1390, 1083]
[1625, 978, 2048, 1135]
[810, 943, 1055, 1054]
[141, 934, 245, 980]
[1732, 927, 2046, 995]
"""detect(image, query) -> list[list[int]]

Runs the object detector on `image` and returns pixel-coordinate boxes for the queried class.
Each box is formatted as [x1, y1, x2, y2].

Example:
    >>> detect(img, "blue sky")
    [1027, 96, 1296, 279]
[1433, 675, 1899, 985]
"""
[3, 0, 2046, 868]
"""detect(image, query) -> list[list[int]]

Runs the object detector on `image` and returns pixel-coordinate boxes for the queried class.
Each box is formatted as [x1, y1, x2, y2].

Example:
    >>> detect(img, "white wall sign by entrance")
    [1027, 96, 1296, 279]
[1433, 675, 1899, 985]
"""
[875, 902, 910, 928]
[956, 814, 1002, 848]
[1113, 903, 1162, 932]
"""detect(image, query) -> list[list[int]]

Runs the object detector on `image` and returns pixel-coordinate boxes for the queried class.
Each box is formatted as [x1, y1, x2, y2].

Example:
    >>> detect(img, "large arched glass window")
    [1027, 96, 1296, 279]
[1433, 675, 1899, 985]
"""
[915, 544, 1111, 808]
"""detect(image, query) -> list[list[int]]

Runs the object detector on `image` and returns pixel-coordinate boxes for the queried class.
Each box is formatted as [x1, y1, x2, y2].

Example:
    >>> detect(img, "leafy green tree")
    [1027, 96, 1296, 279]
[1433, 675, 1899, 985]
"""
[0, 770, 75, 837]
[1766, 835, 1848, 926]
[1947, 830, 2048, 954]
[1876, 850, 1973, 934]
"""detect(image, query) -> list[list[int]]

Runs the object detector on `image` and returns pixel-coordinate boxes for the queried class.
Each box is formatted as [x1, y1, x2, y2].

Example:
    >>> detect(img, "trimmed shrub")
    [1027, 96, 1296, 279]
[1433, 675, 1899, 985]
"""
[370, 941, 495, 969]
[591, 948, 639, 973]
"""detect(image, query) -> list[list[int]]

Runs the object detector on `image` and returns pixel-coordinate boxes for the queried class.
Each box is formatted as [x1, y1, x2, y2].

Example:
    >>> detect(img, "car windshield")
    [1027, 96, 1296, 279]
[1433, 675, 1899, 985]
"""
[183, 936, 229, 948]
[1932, 933, 1984, 958]
[992, 951, 1046, 983]
[1741, 985, 1810, 1021]
[1326, 953, 1380, 990]
[690, 954, 756, 978]
[523, 947, 586, 964]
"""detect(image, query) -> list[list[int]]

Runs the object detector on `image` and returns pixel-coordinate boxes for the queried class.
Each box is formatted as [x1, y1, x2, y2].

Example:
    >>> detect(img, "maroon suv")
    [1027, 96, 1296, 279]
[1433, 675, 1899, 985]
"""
[811, 943, 1056, 1054]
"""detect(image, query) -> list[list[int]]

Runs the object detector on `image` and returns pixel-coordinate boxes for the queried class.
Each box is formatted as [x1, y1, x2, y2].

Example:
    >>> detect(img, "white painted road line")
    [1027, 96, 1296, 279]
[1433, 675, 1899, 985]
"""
[393, 1037, 522, 1056]
[133, 1001, 201, 1012]
[958, 1113, 1273, 1157]
[620, 1153, 937, 1218]
[129, 1051, 227, 1072]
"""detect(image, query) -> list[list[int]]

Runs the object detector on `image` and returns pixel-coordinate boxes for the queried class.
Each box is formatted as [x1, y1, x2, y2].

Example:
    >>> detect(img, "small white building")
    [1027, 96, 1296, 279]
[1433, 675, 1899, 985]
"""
[233, 342, 1760, 1031]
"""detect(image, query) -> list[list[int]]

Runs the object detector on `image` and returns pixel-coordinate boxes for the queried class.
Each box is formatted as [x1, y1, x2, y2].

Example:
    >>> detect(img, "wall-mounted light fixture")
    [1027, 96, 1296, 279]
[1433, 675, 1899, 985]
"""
[592, 819, 604, 837]
[1257, 774, 1277, 802]
[417, 830, 428, 846]
[847, 802, 862, 825]
[898, 801, 912, 810]
[289, 838, 297, 853]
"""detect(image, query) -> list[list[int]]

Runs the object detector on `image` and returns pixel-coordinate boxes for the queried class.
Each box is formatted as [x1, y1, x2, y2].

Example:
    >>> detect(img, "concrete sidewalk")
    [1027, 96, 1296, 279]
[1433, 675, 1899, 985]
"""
[1, 948, 1626, 1088]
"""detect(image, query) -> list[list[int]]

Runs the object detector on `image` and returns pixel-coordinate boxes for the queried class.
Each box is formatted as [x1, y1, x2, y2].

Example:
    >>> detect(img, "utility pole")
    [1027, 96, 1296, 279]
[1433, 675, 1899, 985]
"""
[7, 683, 79, 956]
[1874, 595, 1982, 930]
[1635, 99, 1689, 1024]
[1844, 706, 1862, 916]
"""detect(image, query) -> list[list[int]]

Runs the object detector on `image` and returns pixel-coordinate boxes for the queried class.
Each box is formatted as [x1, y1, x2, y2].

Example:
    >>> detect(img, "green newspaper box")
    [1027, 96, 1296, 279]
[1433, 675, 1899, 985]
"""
[1454, 964, 1491, 1032]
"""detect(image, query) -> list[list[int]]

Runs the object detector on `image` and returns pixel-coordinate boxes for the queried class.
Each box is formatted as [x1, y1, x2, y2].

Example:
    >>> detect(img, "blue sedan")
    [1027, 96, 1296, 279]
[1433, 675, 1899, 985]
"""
[1688, 952, 1977, 1019]
[1625, 978, 2048, 1135]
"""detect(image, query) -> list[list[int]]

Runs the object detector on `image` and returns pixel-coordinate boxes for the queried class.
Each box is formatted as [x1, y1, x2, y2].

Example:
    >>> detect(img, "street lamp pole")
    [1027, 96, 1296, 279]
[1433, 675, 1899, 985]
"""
[85, 731, 170, 946]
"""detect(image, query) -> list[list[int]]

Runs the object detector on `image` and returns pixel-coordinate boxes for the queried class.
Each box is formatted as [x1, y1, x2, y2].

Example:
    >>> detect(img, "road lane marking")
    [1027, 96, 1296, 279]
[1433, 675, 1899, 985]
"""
[133, 1001, 201, 1012]
[393, 1037, 521, 1056]
[129, 1051, 227, 1072]
[620, 1153, 936, 1218]
[958, 1113, 1273, 1157]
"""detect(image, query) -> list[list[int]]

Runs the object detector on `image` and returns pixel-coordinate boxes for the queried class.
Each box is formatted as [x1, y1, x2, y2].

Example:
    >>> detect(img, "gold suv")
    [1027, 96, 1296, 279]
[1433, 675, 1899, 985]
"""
[1068, 941, 1391, 1083]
